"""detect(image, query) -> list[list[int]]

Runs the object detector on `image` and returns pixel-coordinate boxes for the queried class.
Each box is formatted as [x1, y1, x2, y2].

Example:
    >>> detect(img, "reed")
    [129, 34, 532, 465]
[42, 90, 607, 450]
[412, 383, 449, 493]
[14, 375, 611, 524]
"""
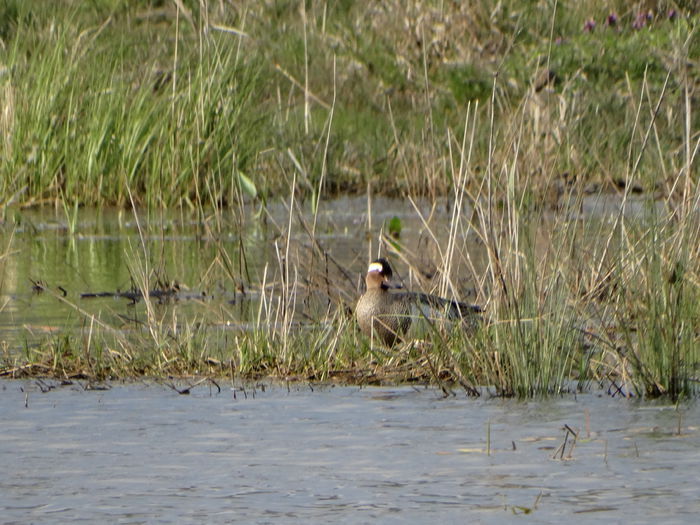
[2, 1, 696, 207]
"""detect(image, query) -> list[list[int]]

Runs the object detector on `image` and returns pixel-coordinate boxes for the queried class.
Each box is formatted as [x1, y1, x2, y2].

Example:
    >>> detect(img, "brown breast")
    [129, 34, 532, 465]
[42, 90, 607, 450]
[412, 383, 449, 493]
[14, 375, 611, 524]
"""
[356, 289, 412, 346]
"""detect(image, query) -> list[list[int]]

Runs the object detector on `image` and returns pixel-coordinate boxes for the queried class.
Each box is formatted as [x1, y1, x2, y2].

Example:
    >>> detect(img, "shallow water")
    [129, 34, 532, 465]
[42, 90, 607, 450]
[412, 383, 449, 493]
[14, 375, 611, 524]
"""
[0, 196, 487, 349]
[1, 380, 698, 523]
[0, 194, 663, 351]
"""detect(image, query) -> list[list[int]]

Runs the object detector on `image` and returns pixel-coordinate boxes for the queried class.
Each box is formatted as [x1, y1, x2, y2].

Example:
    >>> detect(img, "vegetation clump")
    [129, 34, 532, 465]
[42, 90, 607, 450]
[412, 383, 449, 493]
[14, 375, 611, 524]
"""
[1, 1, 700, 400]
[0, 1, 697, 206]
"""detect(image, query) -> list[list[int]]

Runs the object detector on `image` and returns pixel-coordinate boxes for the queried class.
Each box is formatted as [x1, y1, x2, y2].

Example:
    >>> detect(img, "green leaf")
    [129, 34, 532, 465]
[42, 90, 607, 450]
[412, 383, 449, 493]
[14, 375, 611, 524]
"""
[388, 215, 402, 239]
[237, 171, 257, 199]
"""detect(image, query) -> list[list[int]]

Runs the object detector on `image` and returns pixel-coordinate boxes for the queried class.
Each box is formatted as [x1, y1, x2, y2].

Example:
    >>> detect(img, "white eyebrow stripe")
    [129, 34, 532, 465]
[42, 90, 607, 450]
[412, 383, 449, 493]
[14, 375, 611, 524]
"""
[367, 262, 384, 273]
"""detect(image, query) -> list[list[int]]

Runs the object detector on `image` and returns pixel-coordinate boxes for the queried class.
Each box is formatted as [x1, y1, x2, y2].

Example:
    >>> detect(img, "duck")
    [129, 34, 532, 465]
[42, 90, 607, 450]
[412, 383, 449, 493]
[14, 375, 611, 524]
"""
[356, 258, 482, 346]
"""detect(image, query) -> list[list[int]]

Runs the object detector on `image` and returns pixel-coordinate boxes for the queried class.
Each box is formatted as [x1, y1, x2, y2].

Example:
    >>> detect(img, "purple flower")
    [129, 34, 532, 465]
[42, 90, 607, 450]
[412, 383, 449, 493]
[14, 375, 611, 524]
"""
[583, 18, 596, 32]
[606, 13, 618, 27]
[632, 12, 647, 29]
[668, 9, 677, 21]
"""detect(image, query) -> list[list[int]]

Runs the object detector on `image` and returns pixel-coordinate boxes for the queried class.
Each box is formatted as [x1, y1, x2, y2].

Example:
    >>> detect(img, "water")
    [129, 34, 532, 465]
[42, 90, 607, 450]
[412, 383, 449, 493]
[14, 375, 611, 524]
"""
[1, 380, 698, 523]
[1, 196, 694, 522]
[0, 194, 656, 350]
[0, 197, 487, 349]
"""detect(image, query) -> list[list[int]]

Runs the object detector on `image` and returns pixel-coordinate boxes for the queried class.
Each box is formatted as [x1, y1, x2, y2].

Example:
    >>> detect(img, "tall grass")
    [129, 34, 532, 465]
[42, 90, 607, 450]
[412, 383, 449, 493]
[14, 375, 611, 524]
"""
[1, 1, 700, 399]
[1, 1, 697, 207]
[1, 1, 268, 208]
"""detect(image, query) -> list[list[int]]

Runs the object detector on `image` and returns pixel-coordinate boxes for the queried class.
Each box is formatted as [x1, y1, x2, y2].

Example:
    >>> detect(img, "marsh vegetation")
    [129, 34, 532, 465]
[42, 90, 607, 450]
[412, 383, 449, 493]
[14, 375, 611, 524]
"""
[1, 1, 699, 399]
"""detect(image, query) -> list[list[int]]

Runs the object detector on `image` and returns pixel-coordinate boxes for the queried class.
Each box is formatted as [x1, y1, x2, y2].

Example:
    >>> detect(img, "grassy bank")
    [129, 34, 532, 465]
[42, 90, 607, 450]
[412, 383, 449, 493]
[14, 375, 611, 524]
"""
[0, 1, 698, 207]
[2, 1, 700, 399]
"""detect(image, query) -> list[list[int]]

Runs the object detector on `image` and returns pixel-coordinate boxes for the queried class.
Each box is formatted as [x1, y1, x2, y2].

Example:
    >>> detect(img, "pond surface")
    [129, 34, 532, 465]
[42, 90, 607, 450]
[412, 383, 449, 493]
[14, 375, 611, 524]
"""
[0, 194, 662, 351]
[1, 380, 698, 523]
[1, 196, 489, 350]
[2, 195, 690, 522]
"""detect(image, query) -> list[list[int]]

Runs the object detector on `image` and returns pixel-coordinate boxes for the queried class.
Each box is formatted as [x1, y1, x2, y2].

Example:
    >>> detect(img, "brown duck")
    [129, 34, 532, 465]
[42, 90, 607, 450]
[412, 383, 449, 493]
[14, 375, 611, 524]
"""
[356, 258, 482, 346]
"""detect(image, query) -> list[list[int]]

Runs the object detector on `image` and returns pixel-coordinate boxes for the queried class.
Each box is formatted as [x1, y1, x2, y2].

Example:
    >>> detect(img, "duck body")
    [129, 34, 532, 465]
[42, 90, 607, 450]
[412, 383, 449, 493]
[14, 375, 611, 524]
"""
[356, 258, 481, 346]
[356, 286, 413, 346]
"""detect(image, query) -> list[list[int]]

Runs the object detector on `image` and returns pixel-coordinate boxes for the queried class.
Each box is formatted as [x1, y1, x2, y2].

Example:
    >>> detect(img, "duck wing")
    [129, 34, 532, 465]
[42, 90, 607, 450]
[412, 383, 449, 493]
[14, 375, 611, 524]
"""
[410, 292, 482, 319]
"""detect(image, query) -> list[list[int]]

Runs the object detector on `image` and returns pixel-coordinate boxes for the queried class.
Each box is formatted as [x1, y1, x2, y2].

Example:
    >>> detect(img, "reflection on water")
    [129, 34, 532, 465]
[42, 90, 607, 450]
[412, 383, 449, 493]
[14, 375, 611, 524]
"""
[0, 197, 486, 349]
[0, 193, 666, 350]
[0, 381, 698, 523]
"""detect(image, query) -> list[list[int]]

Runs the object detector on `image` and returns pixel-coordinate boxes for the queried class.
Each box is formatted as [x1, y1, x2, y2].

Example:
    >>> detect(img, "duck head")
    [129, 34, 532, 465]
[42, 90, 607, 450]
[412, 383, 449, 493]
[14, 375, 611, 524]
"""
[365, 258, 403, 291]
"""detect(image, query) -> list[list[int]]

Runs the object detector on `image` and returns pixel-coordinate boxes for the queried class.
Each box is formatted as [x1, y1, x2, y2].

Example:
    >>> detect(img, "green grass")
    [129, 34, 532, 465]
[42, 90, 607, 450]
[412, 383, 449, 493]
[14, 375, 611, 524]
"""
[1, 1, 698, 206]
